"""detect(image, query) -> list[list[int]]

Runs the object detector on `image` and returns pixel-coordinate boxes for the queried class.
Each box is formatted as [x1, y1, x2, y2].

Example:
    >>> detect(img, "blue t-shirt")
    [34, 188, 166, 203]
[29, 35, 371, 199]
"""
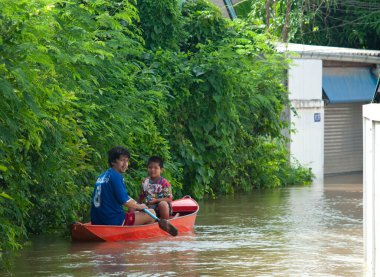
[90, 168, 131, 225]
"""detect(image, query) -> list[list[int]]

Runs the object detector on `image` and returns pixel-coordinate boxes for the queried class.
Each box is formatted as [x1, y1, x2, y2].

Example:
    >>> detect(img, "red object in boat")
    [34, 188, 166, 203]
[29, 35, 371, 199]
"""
[71, 196, 199, 242]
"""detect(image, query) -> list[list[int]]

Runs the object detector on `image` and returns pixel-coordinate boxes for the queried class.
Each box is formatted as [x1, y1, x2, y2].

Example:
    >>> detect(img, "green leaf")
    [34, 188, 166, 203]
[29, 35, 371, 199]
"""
[0, 192, 13, 200]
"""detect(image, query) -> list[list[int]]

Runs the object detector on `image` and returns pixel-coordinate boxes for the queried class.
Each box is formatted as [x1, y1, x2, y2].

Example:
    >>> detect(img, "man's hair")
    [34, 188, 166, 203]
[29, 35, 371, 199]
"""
[108, 146, 131, 167]
[147, 156, 164, 168]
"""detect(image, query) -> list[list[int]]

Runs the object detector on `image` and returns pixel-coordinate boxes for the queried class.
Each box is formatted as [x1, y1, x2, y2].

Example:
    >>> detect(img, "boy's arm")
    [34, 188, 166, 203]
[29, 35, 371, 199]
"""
[150, 179, 172, 203]
[150, 197, 172, 204]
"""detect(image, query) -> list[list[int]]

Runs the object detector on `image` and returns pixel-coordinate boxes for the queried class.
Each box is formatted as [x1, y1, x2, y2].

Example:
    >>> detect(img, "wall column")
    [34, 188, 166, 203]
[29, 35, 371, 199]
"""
[363, 103, 380, 276]
[288, 59, 324, 180]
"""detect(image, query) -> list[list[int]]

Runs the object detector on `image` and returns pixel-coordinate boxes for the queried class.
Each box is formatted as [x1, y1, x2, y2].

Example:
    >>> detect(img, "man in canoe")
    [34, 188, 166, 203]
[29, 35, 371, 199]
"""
[90, 146, 156, 226]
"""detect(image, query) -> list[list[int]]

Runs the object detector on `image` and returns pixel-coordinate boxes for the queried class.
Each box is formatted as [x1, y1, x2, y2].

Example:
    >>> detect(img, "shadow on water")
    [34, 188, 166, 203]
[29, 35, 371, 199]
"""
[1, 173, 363, 276]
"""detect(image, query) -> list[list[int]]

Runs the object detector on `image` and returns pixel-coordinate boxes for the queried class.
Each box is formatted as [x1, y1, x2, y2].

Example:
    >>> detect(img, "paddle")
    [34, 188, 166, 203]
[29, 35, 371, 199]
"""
[143, 208, 178, 236]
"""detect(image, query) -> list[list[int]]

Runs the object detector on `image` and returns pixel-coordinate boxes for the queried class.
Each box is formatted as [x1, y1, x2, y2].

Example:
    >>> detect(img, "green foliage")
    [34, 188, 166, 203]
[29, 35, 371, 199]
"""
[0, 193, 23, 250]
[137, 0, 184, 50]
[293, 0, 380, 49]
[236, 0, 380, 49]
[0, 0, 171, 255]
[0, 0, 313, 258]
[234, 0, 252, 18]
[141, 3, 312, 198]
[181, 0, 231, 51]
[235, 0, 306, 41]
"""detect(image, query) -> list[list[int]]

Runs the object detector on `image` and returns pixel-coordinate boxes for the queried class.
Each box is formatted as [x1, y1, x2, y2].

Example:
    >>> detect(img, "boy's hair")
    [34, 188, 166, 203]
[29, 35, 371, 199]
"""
[108, 146, 131, 167]
[147, 156, 164, 168]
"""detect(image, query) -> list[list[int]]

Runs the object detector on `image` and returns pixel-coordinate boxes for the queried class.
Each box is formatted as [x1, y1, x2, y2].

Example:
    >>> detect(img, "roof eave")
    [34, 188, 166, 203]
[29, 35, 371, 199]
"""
[292, 52, 380, 64]
[276, 43, 380, 64]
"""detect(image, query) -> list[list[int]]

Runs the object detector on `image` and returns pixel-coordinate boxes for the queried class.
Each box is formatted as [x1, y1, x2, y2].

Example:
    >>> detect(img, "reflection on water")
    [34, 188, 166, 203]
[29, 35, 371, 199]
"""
[1, 173, 363, 276]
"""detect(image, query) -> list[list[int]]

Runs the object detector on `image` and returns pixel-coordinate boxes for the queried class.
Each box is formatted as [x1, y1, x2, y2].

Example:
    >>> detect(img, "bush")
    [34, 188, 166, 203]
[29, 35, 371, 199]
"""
[0, 0, 313, 257]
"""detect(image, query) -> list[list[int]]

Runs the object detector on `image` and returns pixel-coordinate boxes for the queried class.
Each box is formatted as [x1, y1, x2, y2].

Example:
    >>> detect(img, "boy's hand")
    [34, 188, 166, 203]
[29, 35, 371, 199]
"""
[147, 198, 157, 205]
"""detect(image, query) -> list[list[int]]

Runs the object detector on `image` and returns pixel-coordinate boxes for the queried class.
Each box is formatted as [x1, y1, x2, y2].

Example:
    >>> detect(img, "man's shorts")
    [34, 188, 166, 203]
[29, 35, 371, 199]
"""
[124, 212, 135, 226]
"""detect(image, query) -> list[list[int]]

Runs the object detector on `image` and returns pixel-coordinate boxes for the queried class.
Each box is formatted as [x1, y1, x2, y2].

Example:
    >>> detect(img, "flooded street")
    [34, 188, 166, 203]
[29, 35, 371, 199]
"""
[1, 173, 363, 276]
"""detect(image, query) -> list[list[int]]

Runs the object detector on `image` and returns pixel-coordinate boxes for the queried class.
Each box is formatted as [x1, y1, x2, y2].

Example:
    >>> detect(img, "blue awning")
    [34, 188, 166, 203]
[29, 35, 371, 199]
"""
[322, 67, 377, 103]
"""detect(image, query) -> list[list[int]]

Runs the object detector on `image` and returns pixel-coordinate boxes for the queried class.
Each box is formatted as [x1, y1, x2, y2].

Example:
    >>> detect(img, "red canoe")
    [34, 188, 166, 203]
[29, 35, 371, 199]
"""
[71, 196, 199, 242]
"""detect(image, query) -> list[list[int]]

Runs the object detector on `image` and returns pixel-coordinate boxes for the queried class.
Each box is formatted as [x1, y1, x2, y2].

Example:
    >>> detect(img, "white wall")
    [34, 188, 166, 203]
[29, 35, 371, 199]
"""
[288, 59, 322, 100]
[288, 59, 324, 179]
[363, 103, 380, 277]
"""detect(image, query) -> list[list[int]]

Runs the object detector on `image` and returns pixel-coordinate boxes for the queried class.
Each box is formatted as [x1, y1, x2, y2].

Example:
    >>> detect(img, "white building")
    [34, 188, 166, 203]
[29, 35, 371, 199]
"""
[277, 43, 380, 180]
[363, 102, 380, 277]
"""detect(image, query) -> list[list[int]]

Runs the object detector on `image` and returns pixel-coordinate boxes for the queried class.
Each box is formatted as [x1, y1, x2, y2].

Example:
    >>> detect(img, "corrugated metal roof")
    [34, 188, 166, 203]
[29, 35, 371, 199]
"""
[276, 43, 380, 63]
[323, 67, 377, 103]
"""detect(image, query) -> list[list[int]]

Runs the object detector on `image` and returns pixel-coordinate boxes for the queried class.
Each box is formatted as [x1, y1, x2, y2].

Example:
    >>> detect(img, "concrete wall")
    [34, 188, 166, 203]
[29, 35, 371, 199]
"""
[209, 0, 230, 18]
[288, 59, 324, 179]
[363, 103, 380, 277]
[288, 59, 323, 100]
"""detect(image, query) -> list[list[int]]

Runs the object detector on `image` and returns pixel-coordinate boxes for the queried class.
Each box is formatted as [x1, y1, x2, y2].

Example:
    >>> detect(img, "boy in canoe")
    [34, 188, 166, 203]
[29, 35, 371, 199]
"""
[138, 156, 173, 219]
[90, 146, 156, 226]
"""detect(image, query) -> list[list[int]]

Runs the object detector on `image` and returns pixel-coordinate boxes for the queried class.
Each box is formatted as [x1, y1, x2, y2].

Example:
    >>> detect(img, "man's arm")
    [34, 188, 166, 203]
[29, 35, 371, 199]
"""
[124, 198, 148, 211]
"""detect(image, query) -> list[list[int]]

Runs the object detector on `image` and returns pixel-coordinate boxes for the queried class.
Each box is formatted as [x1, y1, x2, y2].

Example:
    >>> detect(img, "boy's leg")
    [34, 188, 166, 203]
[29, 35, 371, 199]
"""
[133, 209, 156, 225]
[157, 201, 170, 219]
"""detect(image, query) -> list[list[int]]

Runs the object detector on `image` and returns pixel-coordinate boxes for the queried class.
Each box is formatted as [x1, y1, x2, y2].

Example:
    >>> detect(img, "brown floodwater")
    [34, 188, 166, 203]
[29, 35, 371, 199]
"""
[1, 173, 363, 276]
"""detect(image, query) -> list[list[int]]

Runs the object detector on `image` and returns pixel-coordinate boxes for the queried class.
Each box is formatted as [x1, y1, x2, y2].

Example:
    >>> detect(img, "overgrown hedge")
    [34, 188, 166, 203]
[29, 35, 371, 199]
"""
[0, 0, 312, 258]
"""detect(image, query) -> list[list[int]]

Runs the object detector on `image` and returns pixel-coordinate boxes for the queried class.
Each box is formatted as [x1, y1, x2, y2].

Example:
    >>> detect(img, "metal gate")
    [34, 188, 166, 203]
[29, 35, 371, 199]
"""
[324, 103, 364, 174]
